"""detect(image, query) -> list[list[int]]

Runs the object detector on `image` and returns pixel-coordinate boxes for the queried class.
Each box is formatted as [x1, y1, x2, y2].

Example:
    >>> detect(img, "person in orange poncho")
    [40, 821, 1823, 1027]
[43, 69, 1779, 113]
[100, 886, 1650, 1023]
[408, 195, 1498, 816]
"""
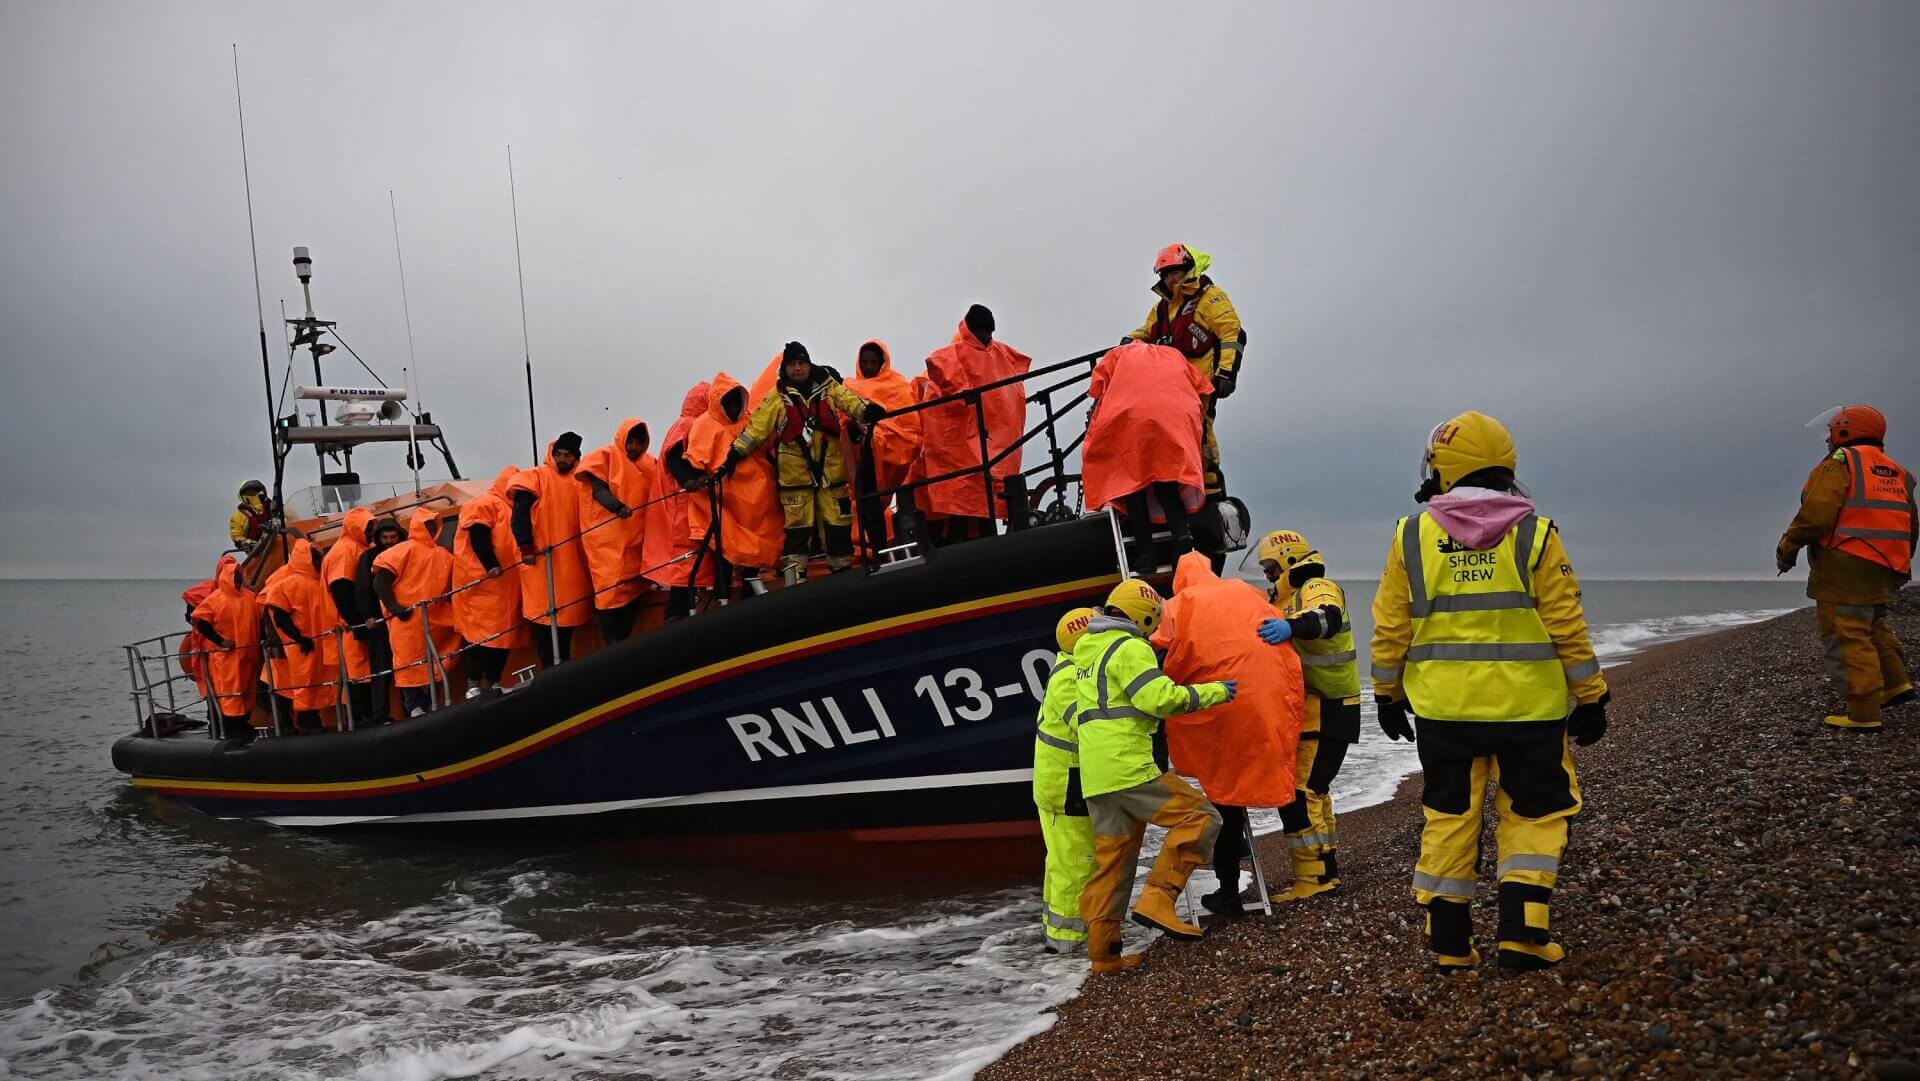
[918, 305, 1032, 543]
[646, 383, 715, 619]
[575, 418, 655, 642]
[189, 553, 260, 740]
[678, 372, 783, 601]
[454, 466, 528, 696]
[179, 572, 218, 701]
[844, 338, 923, 553]
[510, 432, 594, 668]
[374, 506, 461, 717]
[320, 506, 378, 725]
[1151, 550, 1304, 919]
[1085, 341, 1210, 574]
[258, 537, 335, 734]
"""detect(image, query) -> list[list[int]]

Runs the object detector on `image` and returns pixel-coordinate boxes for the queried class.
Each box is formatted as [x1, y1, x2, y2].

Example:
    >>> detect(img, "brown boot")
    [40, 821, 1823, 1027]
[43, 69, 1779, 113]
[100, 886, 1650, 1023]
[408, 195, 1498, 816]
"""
[1130, 882, 1203, 939]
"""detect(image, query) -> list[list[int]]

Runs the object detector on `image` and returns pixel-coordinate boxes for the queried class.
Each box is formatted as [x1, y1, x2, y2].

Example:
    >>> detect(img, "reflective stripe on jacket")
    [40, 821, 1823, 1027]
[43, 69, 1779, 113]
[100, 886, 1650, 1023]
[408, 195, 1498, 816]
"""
[1072, 616, 1229, 799]
[1032, 651, 1081, 813]
[1817, 445, 1916, 577]
[1275, 575, 1361, 700]
[1373, 512, 1597, 722]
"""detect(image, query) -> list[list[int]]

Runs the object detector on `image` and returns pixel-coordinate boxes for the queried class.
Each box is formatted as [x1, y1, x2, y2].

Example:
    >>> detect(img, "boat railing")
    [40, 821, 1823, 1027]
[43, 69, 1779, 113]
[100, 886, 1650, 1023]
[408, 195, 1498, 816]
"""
[122, 345, 1114, 741]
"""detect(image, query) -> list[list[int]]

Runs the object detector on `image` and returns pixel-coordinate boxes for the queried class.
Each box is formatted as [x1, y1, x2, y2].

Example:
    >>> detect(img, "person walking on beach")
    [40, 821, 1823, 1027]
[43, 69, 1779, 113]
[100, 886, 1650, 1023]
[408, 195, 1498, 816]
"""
[1034, 607, 1096, 955]
[1777, 404, 1915, 731]
[1253, 528, 1362, 903]
[1370, 411, 1609, 972]
[1074, 579, 1236, 973]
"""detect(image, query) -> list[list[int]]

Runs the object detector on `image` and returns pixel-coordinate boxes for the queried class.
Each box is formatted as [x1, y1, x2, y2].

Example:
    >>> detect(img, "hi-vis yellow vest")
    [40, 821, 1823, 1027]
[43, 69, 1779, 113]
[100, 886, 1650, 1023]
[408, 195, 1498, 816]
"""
[1274, 577, 1361, 700]
[1399, 512, 1569, 722]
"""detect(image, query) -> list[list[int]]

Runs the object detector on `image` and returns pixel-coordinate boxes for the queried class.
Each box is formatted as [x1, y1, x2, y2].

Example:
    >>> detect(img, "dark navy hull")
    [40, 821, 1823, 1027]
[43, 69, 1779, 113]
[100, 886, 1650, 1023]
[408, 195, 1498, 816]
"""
[113, 516, 1124, 851]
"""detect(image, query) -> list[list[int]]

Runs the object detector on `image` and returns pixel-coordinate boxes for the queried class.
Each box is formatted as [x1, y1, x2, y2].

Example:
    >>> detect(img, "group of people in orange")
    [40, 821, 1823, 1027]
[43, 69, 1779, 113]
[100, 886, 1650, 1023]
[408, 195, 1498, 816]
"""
[176, 245, 1249, 739]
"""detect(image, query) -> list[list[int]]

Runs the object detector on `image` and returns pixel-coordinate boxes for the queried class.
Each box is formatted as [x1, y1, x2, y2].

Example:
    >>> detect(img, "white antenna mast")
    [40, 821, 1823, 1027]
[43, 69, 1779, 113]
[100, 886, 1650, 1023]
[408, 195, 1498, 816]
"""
[389, 190, 422, 414]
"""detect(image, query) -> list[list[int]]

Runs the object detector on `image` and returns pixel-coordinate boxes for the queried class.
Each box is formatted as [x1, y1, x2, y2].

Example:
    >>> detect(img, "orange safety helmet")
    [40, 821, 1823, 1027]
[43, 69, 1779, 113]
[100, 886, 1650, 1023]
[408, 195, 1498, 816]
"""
[1824, 404, 1887, 449]
[1154, 243, 1194, 275]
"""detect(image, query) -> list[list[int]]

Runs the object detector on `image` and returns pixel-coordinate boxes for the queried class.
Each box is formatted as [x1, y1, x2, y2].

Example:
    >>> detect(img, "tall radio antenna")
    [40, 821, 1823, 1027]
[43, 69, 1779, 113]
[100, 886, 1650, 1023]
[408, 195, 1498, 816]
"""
[388, 190, 421, 413]
[507, 145, 539, 463]
[232, 44, 285, 554]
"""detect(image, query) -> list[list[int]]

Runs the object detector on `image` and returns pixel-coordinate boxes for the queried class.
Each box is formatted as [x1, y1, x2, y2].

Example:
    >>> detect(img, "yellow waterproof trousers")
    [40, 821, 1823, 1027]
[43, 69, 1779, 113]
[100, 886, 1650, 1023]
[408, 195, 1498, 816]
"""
[1817, 601, 1910, 724]
[1412, 718, 1580, 907]
[1081, 773, 1220, 967]
[1039, 809, 1095, 953]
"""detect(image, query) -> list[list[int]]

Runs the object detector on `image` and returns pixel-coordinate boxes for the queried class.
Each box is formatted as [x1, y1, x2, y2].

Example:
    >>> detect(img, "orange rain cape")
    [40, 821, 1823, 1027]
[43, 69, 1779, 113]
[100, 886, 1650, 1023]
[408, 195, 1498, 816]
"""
[575, 418, 655, 609]
[844, 338, 923, 508]
[918, 322, 1032, 519]
[509, 444, 594, 627]
[1151, 551, 1302, 807]
[188, 553, 259, 718]
[374, 507, 461, 691]
[684, 372, 784, 569]
[258, 538, 336, 712]
[178, 572, 218, 696]
[1082, 341, 1210, 516]
[747, 353, 782, 416]
[643, 383, 715, 589]
[321, 506, 374, 681]
[453, 467, 529, 649]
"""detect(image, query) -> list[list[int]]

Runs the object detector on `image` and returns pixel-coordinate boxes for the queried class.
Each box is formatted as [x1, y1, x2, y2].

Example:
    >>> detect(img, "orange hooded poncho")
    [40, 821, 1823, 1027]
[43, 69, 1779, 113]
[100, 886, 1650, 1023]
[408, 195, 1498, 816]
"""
[509, 444, 594, 627]
[321, 506, 375, 681]
[844, 338, 923, 508]
[188, 553, 259, 718]
[179, 572, 218, 696]
[374, 507, 461, 691]
[258, 538, 336, 712]
[1151, 551, 1303, 807]
[918, 322, 1032, 519]
[1082, 341, 1210, 516]
[576, 417, 656, 609]
[684, 372, 784, 570]
[644, 383, 715, 589]
[454, 467, 528, 649]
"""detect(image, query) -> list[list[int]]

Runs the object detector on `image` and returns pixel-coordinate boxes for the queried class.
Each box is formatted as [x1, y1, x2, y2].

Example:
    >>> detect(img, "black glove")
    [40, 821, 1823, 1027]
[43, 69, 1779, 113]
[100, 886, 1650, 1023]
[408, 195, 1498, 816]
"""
[1569, 697, 1608, 746]
[389, 606, 414, 622]
[1211, 368, 1238, 400]
[1377, 696, 1416, 742]
[862, 402, 887, 425]
[295, 634, 314, 655]
[719, 447, 744, 478]
[350, 624, 368, 643]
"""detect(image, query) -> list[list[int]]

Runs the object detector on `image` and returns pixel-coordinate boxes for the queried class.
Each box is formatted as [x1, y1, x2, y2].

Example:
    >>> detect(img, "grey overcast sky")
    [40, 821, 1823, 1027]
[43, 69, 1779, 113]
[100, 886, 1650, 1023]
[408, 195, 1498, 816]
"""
[0, 1, 1915, 580]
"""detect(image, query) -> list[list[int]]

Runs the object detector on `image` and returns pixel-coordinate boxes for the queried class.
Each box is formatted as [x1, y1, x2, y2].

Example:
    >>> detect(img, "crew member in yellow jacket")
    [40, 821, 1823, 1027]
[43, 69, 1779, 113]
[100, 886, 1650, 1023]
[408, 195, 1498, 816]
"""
[1034, 607, 1096, 954]
[1074, 579, 1235, 974]
[1371, 411, 1609, 972]
[1125, 244, 1246, 506]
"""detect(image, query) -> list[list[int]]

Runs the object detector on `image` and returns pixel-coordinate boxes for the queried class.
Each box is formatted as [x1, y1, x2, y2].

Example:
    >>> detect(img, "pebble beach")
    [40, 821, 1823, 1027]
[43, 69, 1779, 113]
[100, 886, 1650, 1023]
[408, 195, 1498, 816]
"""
[982, 588, 1920, 1080]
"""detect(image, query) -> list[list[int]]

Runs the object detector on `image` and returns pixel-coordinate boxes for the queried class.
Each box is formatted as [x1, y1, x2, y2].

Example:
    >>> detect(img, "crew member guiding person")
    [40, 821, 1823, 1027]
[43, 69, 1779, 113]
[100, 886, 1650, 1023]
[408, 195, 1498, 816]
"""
[1371, 411, 1608, 972]
[1125, 244, 1245, 512]
[1777, 404, 1915, 731]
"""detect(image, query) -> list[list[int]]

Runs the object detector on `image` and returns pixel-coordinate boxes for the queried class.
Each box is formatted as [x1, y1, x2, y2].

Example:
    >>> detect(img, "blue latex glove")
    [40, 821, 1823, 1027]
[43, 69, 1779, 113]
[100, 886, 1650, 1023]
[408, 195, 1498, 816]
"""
[1257, 618, 1294, 645]
[1220, 679, 1238, 702]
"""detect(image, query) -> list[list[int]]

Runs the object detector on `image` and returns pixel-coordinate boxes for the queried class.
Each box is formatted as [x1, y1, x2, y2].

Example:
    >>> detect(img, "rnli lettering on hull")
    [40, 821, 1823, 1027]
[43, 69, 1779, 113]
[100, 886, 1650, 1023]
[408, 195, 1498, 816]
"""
[726, 649, 1058, 763]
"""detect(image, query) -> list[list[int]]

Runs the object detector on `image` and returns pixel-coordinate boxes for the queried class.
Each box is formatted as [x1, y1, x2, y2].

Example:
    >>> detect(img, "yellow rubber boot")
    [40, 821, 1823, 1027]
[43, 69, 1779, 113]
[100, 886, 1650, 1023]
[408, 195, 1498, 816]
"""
[1883, 683, 1916, 709]
[1495, 882, 1565, 971]
[1426, 899, 1479, 972]
[1823, 714, 1884, 731]
[1085, 923, 1141, 974]
[1271, 847, 1340, 904]
[1130, 882, 1203, 939]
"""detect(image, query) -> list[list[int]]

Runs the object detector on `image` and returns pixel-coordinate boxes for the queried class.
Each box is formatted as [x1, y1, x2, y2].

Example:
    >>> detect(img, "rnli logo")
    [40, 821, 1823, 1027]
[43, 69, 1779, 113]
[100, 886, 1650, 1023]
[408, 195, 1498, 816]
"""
[1063, 612, 1090, 638]
[1871, 464, 1899, 479]
[1435, 536, 1476, 554]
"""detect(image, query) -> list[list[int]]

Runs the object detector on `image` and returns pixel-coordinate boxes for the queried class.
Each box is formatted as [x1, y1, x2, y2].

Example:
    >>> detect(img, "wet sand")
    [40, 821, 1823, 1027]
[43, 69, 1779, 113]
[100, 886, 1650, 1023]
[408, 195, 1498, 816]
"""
[981, 589, 1920, 1080]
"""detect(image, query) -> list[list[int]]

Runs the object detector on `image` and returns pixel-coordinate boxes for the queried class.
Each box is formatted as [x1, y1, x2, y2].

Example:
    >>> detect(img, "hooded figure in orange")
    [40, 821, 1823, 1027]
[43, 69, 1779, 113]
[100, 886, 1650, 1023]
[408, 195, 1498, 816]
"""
[258, 537, 335, 732]
[374, 507, 461, 716]
[188, 553, 260, 739]
[455, 466, 527, 694]
[179, 572, 219, 698]
[844, 338, 923, 549]
[1152, 550, 1303, 918]
[682, 372, 783, 598]
[919, 306, 1032, 539]
[1084, 341, 1211, 573]
[320, 506, 378, 723]
[576, 418, 655, 642]
[510, 433, 594, 668]
[647, 382, 716, 619]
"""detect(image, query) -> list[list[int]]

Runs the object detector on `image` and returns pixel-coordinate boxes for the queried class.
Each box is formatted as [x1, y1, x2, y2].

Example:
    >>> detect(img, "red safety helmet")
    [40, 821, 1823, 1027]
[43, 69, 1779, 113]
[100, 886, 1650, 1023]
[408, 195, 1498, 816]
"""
[1154, 243, 1194, 275]
[1809, 404, 1887, 449]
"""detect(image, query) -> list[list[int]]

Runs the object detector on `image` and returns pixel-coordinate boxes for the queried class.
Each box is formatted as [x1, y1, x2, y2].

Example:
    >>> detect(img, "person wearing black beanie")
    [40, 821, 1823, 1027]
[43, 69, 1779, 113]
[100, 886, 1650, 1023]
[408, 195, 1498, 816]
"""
[965, 304, 995, 346]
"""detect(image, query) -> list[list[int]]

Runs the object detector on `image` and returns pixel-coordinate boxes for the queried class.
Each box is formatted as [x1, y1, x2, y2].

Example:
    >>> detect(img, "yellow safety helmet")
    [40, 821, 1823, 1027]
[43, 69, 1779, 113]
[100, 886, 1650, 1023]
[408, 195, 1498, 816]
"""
[1419, 410, 1517, 501]
[1055, 606, 1094, 653]
[1255, 529, 1322, 573]
[1104, 578, 1165, 635]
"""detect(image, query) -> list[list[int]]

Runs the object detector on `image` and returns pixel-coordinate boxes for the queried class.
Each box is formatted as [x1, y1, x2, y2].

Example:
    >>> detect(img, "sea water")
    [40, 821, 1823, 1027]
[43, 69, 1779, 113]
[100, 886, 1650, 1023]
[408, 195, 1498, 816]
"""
[0, 578, 1805, 1080]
